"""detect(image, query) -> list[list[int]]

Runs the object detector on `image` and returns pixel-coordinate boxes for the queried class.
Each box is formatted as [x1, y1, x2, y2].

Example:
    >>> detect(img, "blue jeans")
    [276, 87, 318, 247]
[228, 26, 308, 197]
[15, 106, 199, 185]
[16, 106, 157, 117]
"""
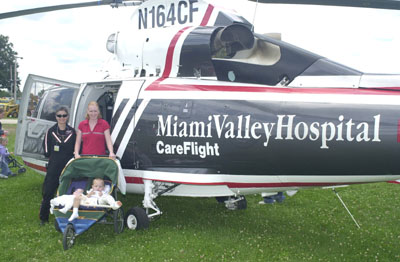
[0, 159, 11, 176]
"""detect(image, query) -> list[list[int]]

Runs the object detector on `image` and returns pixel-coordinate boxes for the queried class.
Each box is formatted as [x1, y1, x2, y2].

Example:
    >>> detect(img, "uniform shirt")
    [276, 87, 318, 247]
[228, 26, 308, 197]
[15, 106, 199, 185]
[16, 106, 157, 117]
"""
[43, 124, 76, 160]
[78, 119, 110, 155]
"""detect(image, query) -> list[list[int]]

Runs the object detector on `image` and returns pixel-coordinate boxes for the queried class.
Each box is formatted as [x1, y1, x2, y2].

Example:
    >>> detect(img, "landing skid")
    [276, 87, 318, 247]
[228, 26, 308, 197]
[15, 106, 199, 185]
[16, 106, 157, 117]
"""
[126, 180, 247, 230]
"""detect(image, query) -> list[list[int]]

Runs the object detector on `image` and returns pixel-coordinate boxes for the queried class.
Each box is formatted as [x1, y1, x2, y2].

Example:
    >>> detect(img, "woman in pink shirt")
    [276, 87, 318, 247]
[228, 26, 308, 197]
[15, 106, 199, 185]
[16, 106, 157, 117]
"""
[74, 101, 116, 159]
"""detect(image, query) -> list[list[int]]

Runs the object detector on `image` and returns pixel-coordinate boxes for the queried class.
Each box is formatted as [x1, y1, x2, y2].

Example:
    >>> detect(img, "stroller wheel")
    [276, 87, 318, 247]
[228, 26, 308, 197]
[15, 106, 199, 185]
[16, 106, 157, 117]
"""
[62, 224, 75, 250]
[113, 208, 124, 234]
[18, 168, 26, 174]
[125, 207, 149, 230]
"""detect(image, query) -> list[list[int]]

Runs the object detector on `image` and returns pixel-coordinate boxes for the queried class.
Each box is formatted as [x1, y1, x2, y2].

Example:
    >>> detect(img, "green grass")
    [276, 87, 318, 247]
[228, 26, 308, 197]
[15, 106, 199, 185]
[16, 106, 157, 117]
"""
[1, 124, 400, 261]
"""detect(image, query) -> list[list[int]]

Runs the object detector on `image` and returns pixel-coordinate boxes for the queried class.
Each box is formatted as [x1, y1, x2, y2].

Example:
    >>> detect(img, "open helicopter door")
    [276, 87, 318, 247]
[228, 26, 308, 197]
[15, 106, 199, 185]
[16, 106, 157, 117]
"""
[15, 74, 80, 174]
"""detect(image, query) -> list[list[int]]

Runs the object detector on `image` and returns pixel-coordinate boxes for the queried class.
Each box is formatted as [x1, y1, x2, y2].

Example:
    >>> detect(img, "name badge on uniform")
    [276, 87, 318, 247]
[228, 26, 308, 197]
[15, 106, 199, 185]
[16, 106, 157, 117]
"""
[54, 145, 60, 152]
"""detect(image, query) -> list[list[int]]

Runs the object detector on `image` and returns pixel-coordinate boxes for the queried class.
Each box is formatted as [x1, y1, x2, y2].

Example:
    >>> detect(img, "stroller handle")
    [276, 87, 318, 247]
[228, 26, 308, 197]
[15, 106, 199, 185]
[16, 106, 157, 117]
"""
[77, 154, 120, 160]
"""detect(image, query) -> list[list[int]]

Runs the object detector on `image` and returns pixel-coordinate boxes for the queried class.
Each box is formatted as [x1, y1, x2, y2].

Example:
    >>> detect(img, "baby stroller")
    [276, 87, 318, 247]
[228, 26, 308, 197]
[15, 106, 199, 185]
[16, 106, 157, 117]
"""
[7, 155, 26, 174]
[52, 156, 125, 250]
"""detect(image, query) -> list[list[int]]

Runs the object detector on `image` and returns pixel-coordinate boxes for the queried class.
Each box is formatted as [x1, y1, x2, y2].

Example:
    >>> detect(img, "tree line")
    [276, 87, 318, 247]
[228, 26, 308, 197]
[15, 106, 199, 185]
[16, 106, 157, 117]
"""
[0, 34, 21, 93]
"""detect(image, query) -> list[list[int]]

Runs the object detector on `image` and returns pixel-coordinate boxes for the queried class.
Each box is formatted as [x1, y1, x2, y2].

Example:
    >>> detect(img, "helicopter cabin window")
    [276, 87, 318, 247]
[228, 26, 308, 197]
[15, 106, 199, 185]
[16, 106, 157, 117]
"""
[97, 92, 115, 124]
[73, 82, 121, 128]
[39, 88, 75, 122]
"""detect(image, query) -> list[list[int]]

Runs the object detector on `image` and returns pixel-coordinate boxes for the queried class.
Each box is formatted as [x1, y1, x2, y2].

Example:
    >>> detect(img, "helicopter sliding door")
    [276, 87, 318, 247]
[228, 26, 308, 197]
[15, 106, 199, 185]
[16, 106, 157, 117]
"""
[15, 74, 80, 174]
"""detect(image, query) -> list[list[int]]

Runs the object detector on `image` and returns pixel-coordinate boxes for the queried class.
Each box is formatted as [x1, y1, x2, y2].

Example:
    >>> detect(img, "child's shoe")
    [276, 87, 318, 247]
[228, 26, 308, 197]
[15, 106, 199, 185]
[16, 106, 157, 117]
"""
[0, 174, 8, 179]
[68, 212, 79, 221]
[68, 208, 79, 221]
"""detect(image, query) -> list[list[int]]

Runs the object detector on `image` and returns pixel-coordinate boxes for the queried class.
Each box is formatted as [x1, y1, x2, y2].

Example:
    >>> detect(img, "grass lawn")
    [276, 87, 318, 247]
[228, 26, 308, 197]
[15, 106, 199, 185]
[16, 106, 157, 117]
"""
[1, 124, 399, 261]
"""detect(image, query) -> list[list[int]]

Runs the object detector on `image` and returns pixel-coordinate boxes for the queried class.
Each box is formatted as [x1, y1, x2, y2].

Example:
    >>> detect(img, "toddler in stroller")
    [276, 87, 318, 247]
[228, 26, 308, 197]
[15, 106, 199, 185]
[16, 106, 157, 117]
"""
[50, 177, 122, 221]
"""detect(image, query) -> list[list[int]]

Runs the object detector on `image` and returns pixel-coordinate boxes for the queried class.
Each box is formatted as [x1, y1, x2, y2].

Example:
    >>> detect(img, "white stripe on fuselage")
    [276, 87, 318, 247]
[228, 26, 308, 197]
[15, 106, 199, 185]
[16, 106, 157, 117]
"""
[127, 169, 400, 185]
[122, 169, 400, 196]
[111, 97, 138, 141]
[142, 78, 400, 106]
[116, 99, 150, 158]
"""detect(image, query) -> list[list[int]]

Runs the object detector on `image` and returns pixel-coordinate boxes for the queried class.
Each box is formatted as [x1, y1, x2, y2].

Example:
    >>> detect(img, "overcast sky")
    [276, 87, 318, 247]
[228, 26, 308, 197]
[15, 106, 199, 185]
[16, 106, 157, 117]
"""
[1, 0, 400, 92]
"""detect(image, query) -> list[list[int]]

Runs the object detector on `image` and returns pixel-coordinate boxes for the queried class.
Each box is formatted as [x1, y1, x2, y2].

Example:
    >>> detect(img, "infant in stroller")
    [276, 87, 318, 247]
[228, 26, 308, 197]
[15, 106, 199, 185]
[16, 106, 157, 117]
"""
[50, 177, 122, 221]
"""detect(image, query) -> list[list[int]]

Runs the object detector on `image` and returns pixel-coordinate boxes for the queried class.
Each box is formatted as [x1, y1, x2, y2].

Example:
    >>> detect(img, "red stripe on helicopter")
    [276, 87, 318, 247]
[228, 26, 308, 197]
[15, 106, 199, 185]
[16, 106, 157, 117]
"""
[200, 4, 214, 26]
[149, 6, 213, 86]
[23, 161, 47, 172]
[124, 178, 359, 188]
[146, 83, 400, 95]
[125, 177, 144, 184]
[398, 120, 400, 142]
[158, 26, 191, 80]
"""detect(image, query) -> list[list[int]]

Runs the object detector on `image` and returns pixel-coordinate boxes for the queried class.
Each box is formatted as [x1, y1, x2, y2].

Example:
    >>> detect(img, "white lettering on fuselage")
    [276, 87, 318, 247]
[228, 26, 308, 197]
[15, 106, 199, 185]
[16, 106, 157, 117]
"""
[138, 0, 199, 29]
[156, 141, 220, 159]
[156, 114, 381, 158]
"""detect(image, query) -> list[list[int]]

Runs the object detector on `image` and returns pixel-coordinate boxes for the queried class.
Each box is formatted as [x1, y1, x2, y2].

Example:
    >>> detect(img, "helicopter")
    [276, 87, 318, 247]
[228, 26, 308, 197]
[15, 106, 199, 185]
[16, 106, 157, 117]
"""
[3, 0, 400, 229]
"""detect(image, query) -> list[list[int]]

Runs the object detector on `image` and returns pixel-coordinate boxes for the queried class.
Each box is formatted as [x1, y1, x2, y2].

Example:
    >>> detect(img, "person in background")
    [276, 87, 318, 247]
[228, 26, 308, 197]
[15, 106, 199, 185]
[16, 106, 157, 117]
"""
[74, 101, 115, 159]
[0, 108, 9, 137]
[0, 136, 15, 178]
[259, 192, 286, 204]
[39, 106, 76, 226]
[259, 191, 298, 204]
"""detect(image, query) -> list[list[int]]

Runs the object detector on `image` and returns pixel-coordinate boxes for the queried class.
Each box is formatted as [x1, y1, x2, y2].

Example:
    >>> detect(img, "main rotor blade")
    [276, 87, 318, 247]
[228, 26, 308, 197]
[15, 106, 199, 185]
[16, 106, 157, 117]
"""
[248, 0, 400, 10]
[0, 0, 115, 20]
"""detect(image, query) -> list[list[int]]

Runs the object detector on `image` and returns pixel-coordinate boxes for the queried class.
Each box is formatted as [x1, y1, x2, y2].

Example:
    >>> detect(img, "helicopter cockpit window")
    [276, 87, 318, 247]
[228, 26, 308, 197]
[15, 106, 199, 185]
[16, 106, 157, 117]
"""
[40, 88, 75, 122]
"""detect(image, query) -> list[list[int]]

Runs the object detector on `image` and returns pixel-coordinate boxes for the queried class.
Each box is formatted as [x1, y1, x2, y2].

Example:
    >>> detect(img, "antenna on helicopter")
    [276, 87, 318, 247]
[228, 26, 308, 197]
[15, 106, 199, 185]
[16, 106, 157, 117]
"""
[110, 0, 144, 8]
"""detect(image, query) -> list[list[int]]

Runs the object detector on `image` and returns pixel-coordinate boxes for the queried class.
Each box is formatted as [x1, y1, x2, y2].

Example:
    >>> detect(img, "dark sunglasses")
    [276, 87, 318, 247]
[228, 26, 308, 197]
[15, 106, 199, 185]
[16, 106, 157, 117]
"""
[56, 114, 68, 118]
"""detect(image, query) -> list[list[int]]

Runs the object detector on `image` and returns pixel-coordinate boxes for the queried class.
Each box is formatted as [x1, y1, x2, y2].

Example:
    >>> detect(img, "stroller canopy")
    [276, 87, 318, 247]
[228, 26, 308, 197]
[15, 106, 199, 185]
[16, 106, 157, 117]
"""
[58, 157, 120, 196]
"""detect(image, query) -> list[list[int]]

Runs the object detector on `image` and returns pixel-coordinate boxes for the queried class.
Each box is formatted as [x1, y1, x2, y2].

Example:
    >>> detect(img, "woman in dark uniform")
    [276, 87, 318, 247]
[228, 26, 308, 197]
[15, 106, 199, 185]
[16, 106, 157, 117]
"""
[39, 106, 76, 225]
